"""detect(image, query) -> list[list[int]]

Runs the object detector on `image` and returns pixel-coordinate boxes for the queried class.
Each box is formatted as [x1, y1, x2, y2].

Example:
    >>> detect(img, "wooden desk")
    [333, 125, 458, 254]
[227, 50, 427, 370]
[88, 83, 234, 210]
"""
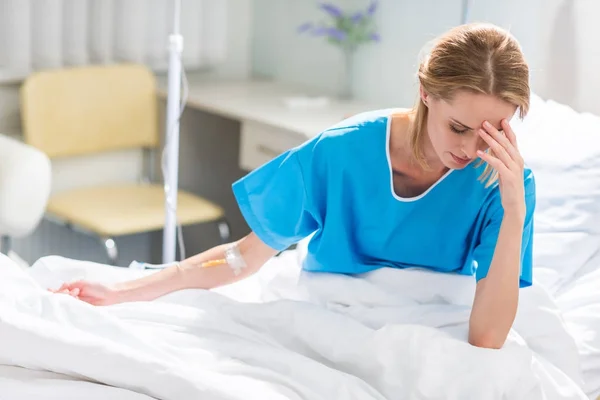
[156, 73, 381, 170]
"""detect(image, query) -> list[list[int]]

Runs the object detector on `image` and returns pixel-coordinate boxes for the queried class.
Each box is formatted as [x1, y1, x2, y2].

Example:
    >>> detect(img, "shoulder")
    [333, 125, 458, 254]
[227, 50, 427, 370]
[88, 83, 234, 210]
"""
[325, 108, 398, 132]
[296, 108, 399, 159]
[469, 159, 536, 194]
[288, 108, 397, 166]
[470, 163, 536, 221]
[488, 164, 536, 199]
[523, 165, 536, 197]
[313, 108, 399, 146]
[286, 109, 394, 180]
[522, 165, 536, 215]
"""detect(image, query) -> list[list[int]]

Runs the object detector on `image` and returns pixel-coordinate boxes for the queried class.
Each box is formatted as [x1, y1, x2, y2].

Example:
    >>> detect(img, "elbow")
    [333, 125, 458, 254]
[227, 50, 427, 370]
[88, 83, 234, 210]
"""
[468, 330, 506, 350]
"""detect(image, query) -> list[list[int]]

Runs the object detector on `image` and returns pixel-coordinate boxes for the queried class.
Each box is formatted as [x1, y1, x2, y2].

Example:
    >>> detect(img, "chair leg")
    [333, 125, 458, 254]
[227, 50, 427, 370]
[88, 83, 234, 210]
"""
[101, 237, 119, 265]
[216, 219, 231, 243]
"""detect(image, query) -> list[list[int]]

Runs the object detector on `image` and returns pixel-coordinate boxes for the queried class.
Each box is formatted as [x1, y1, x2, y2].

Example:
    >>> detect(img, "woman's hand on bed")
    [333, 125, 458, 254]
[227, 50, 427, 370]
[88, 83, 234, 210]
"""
[50, 280, 119, 306]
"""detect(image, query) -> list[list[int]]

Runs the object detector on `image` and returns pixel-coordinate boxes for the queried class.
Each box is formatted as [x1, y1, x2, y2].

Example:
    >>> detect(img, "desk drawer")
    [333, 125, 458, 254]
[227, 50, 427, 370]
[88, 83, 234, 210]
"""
[239, 121, 305, 171]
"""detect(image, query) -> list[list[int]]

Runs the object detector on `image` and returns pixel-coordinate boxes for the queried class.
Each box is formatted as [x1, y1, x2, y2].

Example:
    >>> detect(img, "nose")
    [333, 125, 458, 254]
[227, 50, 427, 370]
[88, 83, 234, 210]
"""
[460, 134, 485, 159]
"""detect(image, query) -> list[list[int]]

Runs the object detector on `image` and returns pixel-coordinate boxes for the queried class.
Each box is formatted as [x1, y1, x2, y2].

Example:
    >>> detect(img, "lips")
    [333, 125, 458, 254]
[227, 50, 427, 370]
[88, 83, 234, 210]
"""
[451, 153, 471, 165]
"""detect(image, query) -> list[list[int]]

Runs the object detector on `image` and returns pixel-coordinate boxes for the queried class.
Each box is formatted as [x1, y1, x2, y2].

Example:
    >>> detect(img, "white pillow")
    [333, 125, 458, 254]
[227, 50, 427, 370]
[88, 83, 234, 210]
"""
[513, 93, 600, 293]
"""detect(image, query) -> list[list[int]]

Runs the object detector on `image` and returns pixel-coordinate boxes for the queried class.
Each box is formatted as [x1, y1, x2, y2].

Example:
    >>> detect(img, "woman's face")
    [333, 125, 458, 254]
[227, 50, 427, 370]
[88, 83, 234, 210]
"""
[422, 89, 518, 170]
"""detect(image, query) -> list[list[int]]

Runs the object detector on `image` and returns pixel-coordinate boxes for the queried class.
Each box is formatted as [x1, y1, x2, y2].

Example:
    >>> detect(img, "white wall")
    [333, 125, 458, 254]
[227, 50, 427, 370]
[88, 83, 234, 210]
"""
[252, 0, 365, 96]
[352, 0, 463, 107]
[251, 0, 600, 116]
[215, 0, 253, 79]
[467, 0, 600, 116]
[534, 0, 600, 116]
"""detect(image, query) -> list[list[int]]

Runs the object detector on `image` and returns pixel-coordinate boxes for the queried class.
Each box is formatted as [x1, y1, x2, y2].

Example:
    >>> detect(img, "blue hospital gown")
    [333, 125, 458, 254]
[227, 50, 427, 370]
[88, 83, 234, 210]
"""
[232, 109, 536, 287]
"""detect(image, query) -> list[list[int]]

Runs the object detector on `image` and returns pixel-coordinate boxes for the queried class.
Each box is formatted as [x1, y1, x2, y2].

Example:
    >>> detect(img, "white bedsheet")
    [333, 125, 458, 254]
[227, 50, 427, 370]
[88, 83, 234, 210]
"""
[0, 365, 154, 400]
[554, 264, 600, 400]
[0, 252, 589, 400]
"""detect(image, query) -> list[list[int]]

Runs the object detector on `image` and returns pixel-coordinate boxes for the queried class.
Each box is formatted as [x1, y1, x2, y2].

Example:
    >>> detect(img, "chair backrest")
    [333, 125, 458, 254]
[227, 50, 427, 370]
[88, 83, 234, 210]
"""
[20, 63, 159, 158]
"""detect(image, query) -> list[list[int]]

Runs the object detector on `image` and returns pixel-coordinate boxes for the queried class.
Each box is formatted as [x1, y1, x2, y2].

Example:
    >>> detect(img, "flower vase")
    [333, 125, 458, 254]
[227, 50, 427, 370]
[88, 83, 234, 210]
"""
[340, 47, 355, 100]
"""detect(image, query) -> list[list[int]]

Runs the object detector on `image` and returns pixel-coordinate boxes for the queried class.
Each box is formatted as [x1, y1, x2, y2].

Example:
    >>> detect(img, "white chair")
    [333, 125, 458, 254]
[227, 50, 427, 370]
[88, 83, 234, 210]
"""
[0, 135, 51, 256]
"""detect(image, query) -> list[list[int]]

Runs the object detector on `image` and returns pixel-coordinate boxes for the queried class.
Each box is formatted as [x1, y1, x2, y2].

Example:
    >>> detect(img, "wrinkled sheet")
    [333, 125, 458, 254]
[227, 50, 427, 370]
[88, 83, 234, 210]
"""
[0, 252, 588, 400]
[553, 263, 600, 400]
[0, 365, 154, 400]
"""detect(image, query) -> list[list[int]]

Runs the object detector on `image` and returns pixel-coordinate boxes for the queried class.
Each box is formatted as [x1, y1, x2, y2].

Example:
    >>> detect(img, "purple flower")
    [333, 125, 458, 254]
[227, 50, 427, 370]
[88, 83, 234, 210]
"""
[310, 26, 330, 37]
[297, 22, 313, 33]
[367, 0, 378, 15]
[351, 12, 363, 23]
[308, 26, 346, 41]
[297, 2, 381, 46]
[326, 27, 347, 41]
[319, 2, 343, 18]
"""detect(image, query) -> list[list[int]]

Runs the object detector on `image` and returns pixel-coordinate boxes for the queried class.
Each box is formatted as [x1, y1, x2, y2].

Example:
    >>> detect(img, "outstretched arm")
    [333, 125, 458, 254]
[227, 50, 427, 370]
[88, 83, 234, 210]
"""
[113, 232, 278, 302]
[55, 124, 331, 306]
[468, 119, 527, 349]
[53, 232, 278, 305]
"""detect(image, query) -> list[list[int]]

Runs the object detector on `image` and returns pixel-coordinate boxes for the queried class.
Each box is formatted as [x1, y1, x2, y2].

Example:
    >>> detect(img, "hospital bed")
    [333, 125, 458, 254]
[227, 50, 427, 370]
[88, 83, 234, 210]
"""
[1, 92, 600, 400]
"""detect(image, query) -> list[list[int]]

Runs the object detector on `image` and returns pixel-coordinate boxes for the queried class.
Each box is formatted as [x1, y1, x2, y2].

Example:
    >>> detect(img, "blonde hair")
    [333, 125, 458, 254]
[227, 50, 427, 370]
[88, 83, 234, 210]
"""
[409, 23, 530, 187]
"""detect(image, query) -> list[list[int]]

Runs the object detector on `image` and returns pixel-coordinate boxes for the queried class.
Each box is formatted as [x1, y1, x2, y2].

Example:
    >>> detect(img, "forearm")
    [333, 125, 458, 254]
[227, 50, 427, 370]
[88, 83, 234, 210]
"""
[469, 212, 524, 349]
[114, 233, 277, 303]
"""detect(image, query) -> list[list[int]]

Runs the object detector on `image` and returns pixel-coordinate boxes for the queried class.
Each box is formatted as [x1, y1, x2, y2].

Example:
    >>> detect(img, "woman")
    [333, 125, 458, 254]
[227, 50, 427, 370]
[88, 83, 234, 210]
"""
[54, 22, 535, 350]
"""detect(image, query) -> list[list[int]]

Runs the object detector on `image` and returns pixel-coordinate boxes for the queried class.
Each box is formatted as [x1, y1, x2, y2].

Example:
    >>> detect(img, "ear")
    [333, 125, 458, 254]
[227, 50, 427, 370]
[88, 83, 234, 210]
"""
[419, 85, 429, 107]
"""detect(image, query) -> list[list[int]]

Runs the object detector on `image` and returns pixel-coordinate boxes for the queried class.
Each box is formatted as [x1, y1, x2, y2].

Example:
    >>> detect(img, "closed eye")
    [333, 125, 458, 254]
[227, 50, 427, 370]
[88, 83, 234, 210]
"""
[450, 124, 468, 134]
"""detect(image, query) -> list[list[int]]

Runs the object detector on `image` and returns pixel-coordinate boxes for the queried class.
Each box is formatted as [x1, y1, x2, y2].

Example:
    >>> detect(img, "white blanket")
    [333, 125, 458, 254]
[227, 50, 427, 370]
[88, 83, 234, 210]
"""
[0, 252, 589, 400]
[0, 365, 155, 400]
[554, 264, 600, 399]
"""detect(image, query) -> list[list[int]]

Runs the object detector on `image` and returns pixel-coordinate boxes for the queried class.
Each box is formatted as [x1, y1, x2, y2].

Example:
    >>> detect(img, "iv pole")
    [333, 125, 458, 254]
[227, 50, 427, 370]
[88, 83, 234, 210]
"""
[162, 0, 183, 264]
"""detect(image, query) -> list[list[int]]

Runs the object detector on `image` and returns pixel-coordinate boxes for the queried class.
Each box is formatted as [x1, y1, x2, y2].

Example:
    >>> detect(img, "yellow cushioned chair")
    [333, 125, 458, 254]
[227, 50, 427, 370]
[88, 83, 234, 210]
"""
[20, 63, 229, 264]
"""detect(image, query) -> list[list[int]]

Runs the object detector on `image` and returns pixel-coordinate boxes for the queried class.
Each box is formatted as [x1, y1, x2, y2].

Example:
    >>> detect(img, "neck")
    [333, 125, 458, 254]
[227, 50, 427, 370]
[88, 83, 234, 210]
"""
[390, 110, 448, 178]
[418, 119, 447, 174]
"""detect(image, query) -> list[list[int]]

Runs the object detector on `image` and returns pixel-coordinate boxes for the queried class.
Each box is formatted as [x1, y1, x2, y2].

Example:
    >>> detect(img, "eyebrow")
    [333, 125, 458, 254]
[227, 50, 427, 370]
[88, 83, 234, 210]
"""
[451, 118, 503, 132]
[450, 118, 473, 130]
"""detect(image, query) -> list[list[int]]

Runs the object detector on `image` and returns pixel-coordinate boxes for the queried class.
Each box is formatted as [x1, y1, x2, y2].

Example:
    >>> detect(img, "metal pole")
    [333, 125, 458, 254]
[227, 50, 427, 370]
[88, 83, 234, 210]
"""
[162, 0, 183, 263]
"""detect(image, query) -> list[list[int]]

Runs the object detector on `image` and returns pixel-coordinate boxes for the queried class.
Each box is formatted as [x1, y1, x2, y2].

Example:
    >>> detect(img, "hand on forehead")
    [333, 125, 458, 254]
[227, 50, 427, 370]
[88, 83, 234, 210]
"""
[441, 91, 518, 132]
